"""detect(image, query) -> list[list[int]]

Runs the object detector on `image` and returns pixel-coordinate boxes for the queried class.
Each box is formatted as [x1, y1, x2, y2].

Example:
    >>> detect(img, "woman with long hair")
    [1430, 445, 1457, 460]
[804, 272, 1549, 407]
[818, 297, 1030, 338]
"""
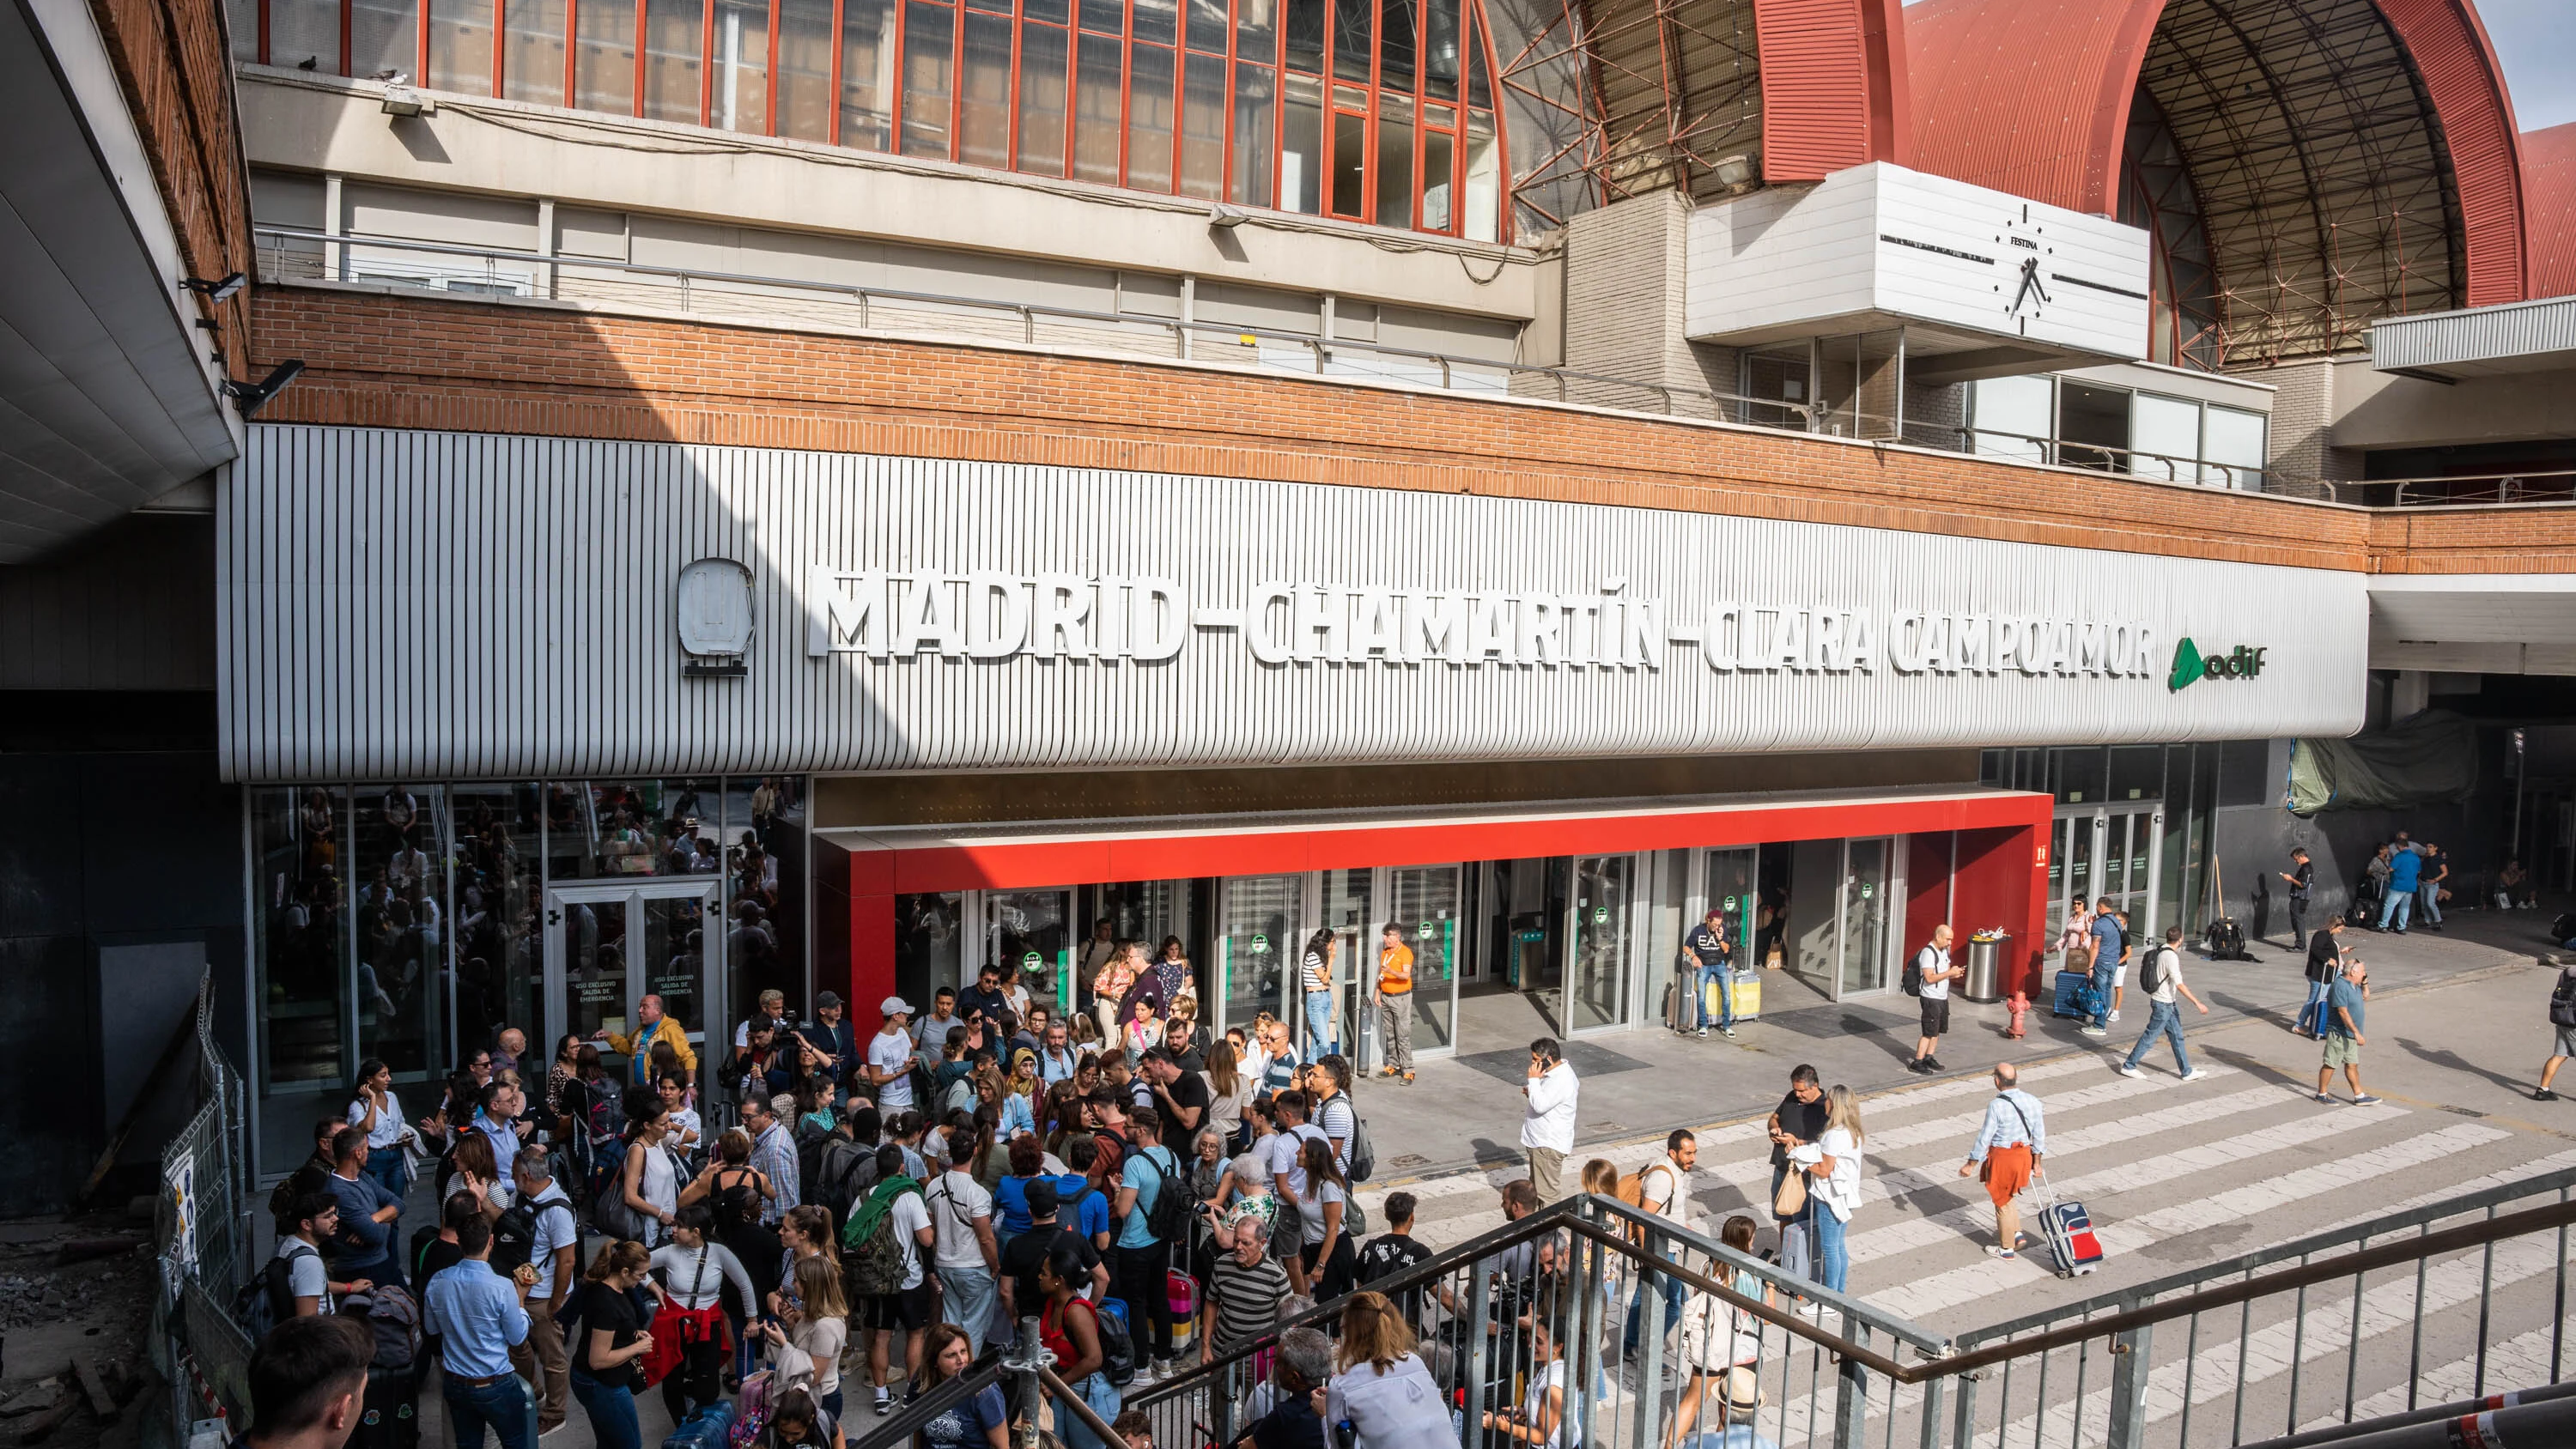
[1327, 1291, 1455, 1449]
[648, 1204, 757, 1425]
[1299, 928, 1340, 1055]
[569, 1240, 663, 1449]
[441, 1129, 510, 1216]
[619, 1089, 681, 1246]
[345, 1058, 410, 1197]
[1789, 1085, 1867, 1294]
[683, 1127, 783, 1301]
[1200, 1038, 1254, 1153]
[766, 1203, 838, 1320]
[1293, 1135, 1353, 1300]
[1579, 1158, 1619, 1198]
[760, 1253, 851, 1416]
[914, 1323, 1008, 1449]
[1038, 1241, 1119, 1449]
[1151, 936, 1197, 1020]
[1090, 940, 1139, 1043]
[762, 1383, 845, 1449]
[1121, 997, 1162, 1064]
[1668, 1216, 1773, 1449]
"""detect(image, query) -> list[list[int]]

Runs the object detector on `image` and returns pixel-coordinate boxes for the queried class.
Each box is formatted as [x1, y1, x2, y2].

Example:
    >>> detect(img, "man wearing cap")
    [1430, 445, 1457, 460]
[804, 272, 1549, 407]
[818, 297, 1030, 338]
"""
[868, 997, 920, 1113]
[801, 991, 859, 1082]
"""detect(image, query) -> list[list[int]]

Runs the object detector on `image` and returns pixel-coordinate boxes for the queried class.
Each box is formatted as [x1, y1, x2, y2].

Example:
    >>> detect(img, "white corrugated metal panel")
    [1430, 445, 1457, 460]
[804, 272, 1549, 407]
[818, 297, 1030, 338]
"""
[218, 423, 2369, 782]
[2369, 295, 2576, 376]
[1685, 163, 2148, 361]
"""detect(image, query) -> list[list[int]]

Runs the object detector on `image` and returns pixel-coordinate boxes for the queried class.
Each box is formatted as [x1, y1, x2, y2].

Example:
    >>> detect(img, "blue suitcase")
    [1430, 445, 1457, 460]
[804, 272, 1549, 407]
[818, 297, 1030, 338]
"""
[661, 1400, 735, 1449]
[2050, 970, 2097, 1019]
[2032, 1170, 2103, 1278]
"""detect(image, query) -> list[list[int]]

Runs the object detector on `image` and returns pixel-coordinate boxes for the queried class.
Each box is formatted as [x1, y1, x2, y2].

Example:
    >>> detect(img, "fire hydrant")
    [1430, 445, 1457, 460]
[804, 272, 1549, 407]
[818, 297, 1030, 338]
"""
[2004, 991, 2032, 1040]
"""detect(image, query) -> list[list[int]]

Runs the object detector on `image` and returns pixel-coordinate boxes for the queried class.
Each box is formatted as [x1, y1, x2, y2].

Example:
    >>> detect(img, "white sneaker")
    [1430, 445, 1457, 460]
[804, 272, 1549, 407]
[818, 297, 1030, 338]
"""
[2108, 1010, 2121, 1024]
[2115, 1064, 2142, 1077]
[2180, 1068, 2211, 1082]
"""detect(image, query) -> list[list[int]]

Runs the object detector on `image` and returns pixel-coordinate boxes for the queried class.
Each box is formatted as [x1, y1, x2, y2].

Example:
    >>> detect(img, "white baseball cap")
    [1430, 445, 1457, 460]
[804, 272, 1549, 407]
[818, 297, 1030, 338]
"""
[881, 995, 914, 1017]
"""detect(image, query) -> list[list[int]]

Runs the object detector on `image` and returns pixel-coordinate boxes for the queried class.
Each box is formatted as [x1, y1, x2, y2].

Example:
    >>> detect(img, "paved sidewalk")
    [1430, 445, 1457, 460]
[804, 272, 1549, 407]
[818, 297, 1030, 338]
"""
[1353, 897, 2571, 1189]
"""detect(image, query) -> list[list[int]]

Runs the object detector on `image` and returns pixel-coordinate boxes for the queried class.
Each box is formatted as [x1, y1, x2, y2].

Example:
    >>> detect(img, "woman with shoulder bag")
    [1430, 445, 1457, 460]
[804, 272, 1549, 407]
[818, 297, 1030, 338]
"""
[759, 1255, 851, 1417]
[1666, 1216, 1773, 1449]
[648, 1204, 757, 1422]
[569, 1240, 664, 1449]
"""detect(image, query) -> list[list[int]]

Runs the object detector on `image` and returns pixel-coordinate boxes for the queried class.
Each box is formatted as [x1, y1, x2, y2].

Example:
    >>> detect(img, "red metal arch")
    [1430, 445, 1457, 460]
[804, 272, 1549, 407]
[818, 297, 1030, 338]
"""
[2528, 124, 2576, 300]
[1901, 0, 2529, 305]
[1753, 0, 1912, 180]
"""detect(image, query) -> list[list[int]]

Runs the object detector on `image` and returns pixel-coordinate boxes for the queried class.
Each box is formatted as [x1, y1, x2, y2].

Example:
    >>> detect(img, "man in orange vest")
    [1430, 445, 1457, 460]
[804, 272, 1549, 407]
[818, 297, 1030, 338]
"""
[1372, 923, 1419, 1086]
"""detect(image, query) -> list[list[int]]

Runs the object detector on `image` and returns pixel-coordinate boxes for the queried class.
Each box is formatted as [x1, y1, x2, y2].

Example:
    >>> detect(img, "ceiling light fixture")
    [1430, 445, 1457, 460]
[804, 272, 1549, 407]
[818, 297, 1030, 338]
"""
[221, 360, 307, 417]
[183, 272, 247, 302]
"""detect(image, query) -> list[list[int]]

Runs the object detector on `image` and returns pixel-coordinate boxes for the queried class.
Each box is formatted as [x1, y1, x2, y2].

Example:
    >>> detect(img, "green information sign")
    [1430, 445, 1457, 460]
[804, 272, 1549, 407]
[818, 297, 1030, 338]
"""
[1592, 906, 1610, 925]
[1418, 922, 1437, 937]
[1021, 950, 1041, 970]
[1722, 895, 1739, 912]
[1250, 934, 1271, 955]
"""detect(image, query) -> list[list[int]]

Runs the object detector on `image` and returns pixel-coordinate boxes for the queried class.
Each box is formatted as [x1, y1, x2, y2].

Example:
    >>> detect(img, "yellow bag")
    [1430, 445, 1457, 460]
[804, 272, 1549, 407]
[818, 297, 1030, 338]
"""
[1710, 977, 1759, 1021]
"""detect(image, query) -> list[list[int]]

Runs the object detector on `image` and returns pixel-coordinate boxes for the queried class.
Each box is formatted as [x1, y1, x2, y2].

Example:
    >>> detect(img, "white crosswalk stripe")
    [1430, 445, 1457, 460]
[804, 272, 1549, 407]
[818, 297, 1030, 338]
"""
[2319, 1325, 2567, 1431]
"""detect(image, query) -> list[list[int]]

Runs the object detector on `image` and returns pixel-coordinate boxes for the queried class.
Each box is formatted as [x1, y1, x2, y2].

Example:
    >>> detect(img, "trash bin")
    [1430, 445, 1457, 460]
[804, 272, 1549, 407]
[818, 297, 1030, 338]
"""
[1964, 934, 2008, 1003]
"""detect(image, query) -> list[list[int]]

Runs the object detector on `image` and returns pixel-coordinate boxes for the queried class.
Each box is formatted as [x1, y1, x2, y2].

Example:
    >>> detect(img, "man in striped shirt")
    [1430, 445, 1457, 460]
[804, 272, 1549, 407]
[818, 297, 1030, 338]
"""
[1958, 1064, 2046, 1260]
[1201, 1219, 1291, 1363]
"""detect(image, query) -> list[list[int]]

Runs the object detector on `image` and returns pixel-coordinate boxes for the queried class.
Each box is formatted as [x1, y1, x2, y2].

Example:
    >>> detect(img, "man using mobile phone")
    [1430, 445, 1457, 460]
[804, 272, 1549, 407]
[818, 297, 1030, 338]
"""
[1520, 1038, 1577, 1202]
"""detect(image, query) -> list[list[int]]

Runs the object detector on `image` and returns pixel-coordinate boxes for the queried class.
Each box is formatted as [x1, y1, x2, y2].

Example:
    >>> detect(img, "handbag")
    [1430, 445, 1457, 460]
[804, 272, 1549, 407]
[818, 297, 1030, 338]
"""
[1771, 1167, 1807, 1218]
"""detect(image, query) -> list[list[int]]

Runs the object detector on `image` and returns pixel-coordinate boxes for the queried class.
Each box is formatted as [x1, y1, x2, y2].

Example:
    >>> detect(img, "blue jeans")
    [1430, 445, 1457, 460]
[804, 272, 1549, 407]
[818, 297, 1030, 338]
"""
[364, 1145, 410, 1200]
[939, 1264, 997, 1355]
[1810, 1204, 1849, 1294]
[443, 1373, 534, 1449]
[1701, 966, 1735, 1028]
[2298, 979, 2334, 1034]
[2419, 886, 2444, 925]
[2378, 889, 2414, 931]
[1057, 1370, 1122, 1449]
[1622, 1260, 1686, 1356]
[2087, 961, 2116, 1029]
[1304, 991, 1335, 1054]
[2122, 1000, 2191, 1075]
[568, 1370, 640, 1449]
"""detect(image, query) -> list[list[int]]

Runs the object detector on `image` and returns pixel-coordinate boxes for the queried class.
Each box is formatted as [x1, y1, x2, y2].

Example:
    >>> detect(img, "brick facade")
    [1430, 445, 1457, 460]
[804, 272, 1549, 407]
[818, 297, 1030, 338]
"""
[248, 283, 2576, 577]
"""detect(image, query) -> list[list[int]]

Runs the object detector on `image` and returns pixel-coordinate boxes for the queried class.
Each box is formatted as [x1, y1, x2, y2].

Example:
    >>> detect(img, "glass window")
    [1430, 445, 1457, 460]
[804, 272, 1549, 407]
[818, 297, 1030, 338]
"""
[1230, 62, 1273, 206]
[840, 0, 896, 149]
[1283, 0, 1319, 70]
[430, 0, 494, 92]
[1372, 89, 1410, 225]
[725, 775, 805, 1026]
[959, 9, 1013, 167]
[1375, 0, 1411, 91]
[1420, 0, 1453, 99]
[2130, 391, 2200, 483]
[1969, 374, 2051, 461]
[1017, 22, 1070, 174]
[2057, 746, 2105, 804]
[1330, 0, 1365, 79]
[270, 0, 343, 71]
[1185, 0, 1224, 52]
[710, 0, 770, 130]
[1024, 0, 1063, 21]
[574, 0, 637, 114]
[1318, 869, 1373, 1055]
[1329, 104, 1364, 215]
[2108, 745, 2165, 803]
[1127, 41, 1176, 191]
[1133, 0, 1176, 44]
[1218, 875, 1302, 1041]
[899, 892, 968, 1009]
[1178, 52, 1226, 198]
[2057, 381, 2129, 471]
[775, 0, 833, 137]
[1281, 71, 1322, 211]
[2203, 404, 2267, 488]
[351, 785, 450, 1082]
[1388, 864, 1460, 1054]
[1072, 31, 1121, 182]
[449, 785, 542, 1063]
[1078, 0, 1118, 32]
[1236, 0, 1273, 59]
[252, 788, 350, 1134]
[1461, 108, 1496, 239]
[644, 0, 706, 122]
[901, 0, 957, 156]
[1837, 837, 1889, 996]
[502, 0, 565, 101]
[1461, 0, 1483, 106]
[231, 0, 262, 59]
[1419, 124, 1451, 230]
[350, 0, 418, 82]
[545, 779, 704, 879]
[1567, 855, 1631, 1033]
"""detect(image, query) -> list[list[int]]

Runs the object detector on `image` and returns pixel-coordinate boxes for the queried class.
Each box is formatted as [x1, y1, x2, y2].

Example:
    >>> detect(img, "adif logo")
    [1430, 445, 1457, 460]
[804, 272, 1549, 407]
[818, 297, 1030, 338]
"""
[2168, 638, 2268, 692]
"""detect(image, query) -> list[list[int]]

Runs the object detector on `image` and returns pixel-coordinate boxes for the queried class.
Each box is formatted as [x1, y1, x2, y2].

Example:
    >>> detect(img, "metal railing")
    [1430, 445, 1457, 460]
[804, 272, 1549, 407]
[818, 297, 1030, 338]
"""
[150, 971, 256, 1434]
[1955, 427, 2265, 491]
[252, 226, 1813, 430]
[1105, 1165, 2576, 1449]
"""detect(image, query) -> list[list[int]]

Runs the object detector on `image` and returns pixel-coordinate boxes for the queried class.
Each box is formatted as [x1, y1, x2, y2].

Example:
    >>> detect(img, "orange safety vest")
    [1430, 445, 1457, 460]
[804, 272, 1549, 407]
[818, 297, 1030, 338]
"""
[1378, 943, 1415, 995]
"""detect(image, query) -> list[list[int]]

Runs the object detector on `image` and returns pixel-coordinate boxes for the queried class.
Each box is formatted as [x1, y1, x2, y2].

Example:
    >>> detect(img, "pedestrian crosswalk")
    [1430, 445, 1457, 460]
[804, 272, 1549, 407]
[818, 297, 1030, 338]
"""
[1353, 1034, 2576, 1445]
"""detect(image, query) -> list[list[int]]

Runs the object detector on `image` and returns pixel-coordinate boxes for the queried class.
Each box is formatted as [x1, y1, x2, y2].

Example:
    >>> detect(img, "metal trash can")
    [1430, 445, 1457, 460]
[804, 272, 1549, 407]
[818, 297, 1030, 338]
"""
[1964, 934, 2008, 1003]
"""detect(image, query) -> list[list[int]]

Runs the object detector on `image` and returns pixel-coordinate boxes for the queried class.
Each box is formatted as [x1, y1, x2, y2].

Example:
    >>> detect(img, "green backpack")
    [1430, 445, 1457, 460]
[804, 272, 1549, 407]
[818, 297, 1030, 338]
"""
[841, 1178, 920, 1298]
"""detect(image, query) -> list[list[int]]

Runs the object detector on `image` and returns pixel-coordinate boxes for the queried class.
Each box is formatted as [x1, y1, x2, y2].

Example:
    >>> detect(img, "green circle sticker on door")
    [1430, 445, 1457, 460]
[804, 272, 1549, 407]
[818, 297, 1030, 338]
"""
[1250, 934, 1270, 955]
[1722, 895, 1739, 912]
[1592, 906, 1609, 925]
[1860, 885, 1874, 900]
[1020, 951, 1040, 972]
[1418, 922, 1437, 938]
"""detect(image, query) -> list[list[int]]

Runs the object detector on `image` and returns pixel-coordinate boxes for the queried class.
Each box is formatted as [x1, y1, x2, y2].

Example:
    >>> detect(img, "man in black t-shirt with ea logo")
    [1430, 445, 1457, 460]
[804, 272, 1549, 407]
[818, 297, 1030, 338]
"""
[1683, 908, 1736, 1040]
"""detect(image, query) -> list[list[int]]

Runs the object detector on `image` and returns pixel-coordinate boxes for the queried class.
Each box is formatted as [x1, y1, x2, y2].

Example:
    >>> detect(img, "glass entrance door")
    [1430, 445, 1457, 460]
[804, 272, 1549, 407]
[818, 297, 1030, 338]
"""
[1318, 870, 1374, 1058]
[2048, 807, 2165, 959]
[1387, 864, 1462, 1059]
[545, 879, 719, 1083]
[1217, 874, 1303, 1043]
[1564, 855, 1634, 1034]
[985, 888, 1072, 1014]
[1837, 838, 1893, 995]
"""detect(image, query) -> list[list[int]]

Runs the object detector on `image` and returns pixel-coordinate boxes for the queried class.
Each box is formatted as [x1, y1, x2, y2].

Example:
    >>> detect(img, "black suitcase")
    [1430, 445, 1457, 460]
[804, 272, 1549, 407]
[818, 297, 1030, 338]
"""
[355, 1367, 421, 1449]
[2204, 918, 2252, 961]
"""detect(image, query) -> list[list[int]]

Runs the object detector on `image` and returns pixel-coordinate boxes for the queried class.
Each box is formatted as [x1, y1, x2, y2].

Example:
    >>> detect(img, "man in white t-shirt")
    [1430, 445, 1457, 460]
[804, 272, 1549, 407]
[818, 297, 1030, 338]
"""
[2117, 926, 2212, 1081]
[1620, 1130, 1697, 1361]
[1908, 925, 1963, 1075]
[926, 1137, 1001, 1353]
[1264, 1090, 1330, 1255]
[869, 997, 920, 1111]
[510, 1150, 580, 1434]
[858, 1143, 938, 1416]
[274, 1191, 356, 1317]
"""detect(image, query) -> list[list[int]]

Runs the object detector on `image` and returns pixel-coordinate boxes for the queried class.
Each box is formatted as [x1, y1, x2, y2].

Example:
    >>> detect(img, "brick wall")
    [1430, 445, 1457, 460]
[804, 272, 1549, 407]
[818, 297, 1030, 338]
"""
[247, 283, 2576, 576]
[1561, 192, 1735, 409]
[2262, 359, 2360, 488]
[86, 0, 255, 377]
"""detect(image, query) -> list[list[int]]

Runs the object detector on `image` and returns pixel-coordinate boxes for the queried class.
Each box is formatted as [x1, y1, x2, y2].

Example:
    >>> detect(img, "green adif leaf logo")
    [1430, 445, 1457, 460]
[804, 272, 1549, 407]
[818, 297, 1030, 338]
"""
[2167, 637, 2205, 693]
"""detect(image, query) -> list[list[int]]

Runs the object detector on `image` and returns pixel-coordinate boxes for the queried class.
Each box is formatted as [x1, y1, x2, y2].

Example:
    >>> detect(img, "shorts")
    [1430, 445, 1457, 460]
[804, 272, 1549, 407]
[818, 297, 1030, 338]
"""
[2322, 1034, 2363, 1070]
[1919, 996, 1951, 1036]
[2111, 964, 2128, 988]
[1980, 1143, 2032, 1206]
[2556, 1026, 2576, 1059]
[863, 1283, 934, 1331]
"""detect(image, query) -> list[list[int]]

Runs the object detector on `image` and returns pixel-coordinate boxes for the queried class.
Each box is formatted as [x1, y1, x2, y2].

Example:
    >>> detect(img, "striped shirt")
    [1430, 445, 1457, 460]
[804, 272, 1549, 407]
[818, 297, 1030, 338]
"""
[1206, 1252, 1290, 1351]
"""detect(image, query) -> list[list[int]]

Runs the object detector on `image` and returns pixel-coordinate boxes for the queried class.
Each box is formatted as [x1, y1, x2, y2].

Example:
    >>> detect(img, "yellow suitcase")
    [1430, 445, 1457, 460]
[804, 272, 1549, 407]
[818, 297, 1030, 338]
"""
[1704, 977, 1760, 1022]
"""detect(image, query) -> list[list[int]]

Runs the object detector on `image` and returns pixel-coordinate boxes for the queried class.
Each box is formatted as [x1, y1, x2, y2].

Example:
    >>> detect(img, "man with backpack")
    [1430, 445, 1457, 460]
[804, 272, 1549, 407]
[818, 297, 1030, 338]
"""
[2116, 927, 2212, 1080]
[504, 1151, 579, 1435]
[2080, 900, 2123, 1039]
[2532, 959, 2576, 1101]
[270, 1192, 364, 1320]
[1905, 925, 1961, 1075]
[1619, 1131, 1697, 1363]
[1302, 1056, 1358, 1173]
[844, 1142, 934, 1416]
[324, 1128, 407, 1292]
[926, 1134, 1001, 1353]
[1111, 1104, 1187, 1385]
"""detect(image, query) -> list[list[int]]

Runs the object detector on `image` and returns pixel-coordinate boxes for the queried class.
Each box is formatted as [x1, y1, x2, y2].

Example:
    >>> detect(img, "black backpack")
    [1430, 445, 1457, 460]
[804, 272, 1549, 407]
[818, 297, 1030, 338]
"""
[1901, 952, 1923, 997]
[233, 1242, 315, 1339]
[812, 1137, 880, 1223]
[1135, 1148, 1191, 1244]
[490, 1196, 548, 1276]
[2550, 973, 2576, 1029]
[2138, 947, 2172, 997]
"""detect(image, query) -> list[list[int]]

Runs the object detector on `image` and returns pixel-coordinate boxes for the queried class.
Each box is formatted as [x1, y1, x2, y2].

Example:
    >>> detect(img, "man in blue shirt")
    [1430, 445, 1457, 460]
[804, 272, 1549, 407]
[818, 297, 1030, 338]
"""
[2317, 961, 2380, 1106]
[2081, 899, 2123, 1038]
[423, 1216, 538, 1449]
[322, 1128, 405, 1289]
[2378, 845, 2423, 932]
[1113, 1105, 1183, 1382]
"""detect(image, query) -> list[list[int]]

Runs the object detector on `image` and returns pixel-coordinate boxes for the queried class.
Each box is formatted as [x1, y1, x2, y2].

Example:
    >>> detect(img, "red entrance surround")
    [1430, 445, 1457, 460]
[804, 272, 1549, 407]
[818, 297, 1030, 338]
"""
[819, 787, 2055, 1036]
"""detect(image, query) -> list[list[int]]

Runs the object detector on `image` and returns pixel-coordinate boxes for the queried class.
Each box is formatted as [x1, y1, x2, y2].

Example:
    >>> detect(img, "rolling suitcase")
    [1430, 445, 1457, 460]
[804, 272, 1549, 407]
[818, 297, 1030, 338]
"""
[2032, 1169, 2103, 1279]
[1726, 976, 1759, 1022]
[2050, 970, 2094, 1019]
[354, 1367, 420, 1449]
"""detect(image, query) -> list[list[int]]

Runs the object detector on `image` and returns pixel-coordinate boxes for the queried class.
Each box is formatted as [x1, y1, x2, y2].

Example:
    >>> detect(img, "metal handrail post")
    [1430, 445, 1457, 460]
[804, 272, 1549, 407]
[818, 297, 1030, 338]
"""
[1832, 1310, 1869, 1449]
[1465, 1256, 1493, 1449]
[2104, 1318, 2153, 1449]
[1943, 1370, 1975, 1449]
[1005, 1316, 1046, 1449]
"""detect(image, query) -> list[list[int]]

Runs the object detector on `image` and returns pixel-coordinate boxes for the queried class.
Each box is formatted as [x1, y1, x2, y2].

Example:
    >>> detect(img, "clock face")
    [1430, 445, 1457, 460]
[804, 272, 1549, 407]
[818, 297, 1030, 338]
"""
[1998, 209, 2052, 325]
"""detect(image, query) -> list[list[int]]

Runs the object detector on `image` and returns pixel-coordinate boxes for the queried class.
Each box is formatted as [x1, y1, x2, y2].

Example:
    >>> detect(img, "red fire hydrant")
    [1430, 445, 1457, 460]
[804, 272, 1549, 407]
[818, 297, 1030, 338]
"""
[2004, 991, 2031, 1040]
